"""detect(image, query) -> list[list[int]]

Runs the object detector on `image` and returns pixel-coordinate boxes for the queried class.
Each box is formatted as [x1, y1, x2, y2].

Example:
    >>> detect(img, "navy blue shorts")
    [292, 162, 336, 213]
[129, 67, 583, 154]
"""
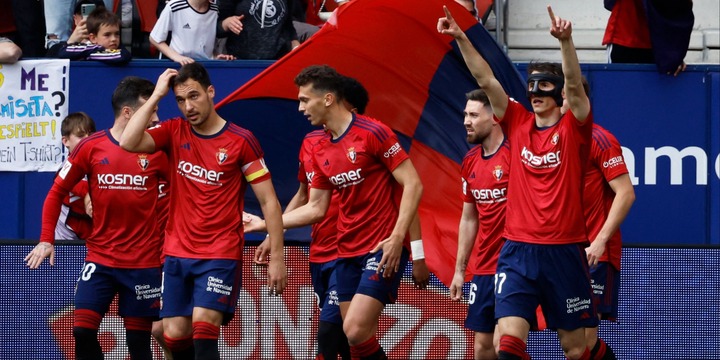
[310, 260, 343, 325]
[465, 274, 496, 333]
[494, 240, 598, 330]
[160, 256, 241, 323]
[589, 262, 620, 321]
[335, 248, 409, 305]
[75, 262, 161, 318]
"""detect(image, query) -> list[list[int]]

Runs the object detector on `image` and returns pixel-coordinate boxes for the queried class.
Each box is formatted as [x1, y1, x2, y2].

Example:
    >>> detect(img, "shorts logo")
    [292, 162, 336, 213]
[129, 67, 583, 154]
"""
[492, 165, 503, 181]
[551, 132, 560, 145]
[216, 148, 228, 165]
[137, 154, 149, 171]
[346, 147, 357, 163]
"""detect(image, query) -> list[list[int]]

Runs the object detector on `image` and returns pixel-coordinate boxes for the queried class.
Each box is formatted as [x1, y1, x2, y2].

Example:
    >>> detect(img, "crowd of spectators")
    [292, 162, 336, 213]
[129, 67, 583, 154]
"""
[0, 0, 327, 64]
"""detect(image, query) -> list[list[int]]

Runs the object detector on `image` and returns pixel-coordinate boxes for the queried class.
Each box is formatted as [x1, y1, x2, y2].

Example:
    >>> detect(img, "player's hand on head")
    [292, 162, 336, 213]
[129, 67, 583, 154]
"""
[24, 242, 55, 269]
[547, 5, 572, 40]
[437, 6, 463, 38]
[371, 234, 403, 278]
[155, 68, 179, 98]
[412, 258, 430, 290]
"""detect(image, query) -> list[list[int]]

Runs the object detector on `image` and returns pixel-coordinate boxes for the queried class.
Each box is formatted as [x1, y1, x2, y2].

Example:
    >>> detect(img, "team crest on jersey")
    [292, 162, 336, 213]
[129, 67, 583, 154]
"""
[137, 154, 149, 170]
[551, 132, 560, 145]
[493, 165, 504, 181]
[216, 148, 228, 165]
[346, 147, 357, 163]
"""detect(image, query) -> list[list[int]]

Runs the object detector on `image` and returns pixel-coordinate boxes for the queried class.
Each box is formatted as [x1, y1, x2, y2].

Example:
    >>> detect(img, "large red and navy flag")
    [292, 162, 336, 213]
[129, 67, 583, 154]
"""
[216, 0, 529, 286]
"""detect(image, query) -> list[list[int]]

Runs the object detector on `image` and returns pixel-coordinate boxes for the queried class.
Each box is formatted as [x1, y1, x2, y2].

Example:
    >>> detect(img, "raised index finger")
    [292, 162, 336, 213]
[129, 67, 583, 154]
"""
[547, 5, 556, 23]
[443, 5, 453, 20]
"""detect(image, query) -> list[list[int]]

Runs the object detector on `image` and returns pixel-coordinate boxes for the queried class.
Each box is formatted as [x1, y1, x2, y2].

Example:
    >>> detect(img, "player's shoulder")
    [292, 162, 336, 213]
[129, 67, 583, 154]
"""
[73, 130, 107, 153]
[352, 115, 393, 141]
[303, 129, 329, 145]
[465, 144, 483, 160]
[591, 123, 621, 150]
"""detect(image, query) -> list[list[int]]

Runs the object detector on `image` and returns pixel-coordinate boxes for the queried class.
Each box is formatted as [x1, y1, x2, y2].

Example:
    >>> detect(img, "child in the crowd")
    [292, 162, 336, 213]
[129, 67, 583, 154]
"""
[48, 7, 131, 65]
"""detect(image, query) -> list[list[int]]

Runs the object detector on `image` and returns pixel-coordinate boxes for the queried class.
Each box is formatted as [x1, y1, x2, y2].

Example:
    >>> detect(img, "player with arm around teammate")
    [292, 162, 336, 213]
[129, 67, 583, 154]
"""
[439, 5, 597, 360]
[26, 76, 167, 360]
[119, 63, 287, 360]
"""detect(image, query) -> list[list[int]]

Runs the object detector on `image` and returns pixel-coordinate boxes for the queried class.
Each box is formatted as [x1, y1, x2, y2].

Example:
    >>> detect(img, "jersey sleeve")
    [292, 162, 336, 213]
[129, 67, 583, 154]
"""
[148, 118, 178, 153]
[238, 131, 270, 184]
[310, 152, 333, 190]
[494, 96, 526, 132]
[592, 129, 629, 182]
[297, 138, 310, 184]
[149, 6, 172, 43]
[40, 151, 91, 243]
[371, 123, 409, 172]
[461, 156, 473, 203]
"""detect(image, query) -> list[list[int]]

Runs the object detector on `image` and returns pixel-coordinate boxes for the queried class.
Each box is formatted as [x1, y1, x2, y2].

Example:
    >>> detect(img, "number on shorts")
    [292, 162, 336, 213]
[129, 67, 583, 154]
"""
[468, 283, 478, 304]
[81, 263, 97, 281]
[494, 272, 507, 294]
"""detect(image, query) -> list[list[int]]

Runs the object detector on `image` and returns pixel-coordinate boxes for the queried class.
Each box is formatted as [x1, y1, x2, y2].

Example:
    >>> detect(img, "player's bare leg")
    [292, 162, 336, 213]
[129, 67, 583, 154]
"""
[497, 316, 530, 360]
[585, 324, 616, 360]
[557, 327, 590, 360]
[163, 316, 193, 360]
[343, 294, 385, 360]
[474, 330, 498, 359]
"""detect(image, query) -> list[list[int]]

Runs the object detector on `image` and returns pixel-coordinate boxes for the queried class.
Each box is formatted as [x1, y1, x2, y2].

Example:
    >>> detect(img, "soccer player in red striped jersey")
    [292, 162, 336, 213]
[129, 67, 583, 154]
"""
[25, 76, 167, 360]
[247, 65, 423, 360]
[449, 89, 509, 360]
[563, 79, 635, 360]
[440, 6, 597, 360]
[119, 63, 287, 360]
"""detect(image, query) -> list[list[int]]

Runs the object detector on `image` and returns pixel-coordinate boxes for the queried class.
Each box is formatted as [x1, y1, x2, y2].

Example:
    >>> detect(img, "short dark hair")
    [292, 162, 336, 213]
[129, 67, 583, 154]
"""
[61, 112, 96, 137]
[527, 61, 563, 78]
[174, 62, 212, 90]
[341, 76, 369, 114]
[111, 76, 155, 117]
[294, 65, 344, 99]
[465, 89, 491, 109]
[86, 8, 120, 35]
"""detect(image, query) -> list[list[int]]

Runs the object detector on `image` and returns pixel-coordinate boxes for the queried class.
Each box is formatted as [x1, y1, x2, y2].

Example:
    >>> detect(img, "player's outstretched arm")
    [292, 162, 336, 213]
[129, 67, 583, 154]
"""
[548, 5, 590, 122]
[120, 69, 177, 153]
[437, 6, 508, 119]
[372, 160, 423, 278]
[450, 202, 479, 301]
[586, 174, 635, 266]
[251, 179, 287, 295]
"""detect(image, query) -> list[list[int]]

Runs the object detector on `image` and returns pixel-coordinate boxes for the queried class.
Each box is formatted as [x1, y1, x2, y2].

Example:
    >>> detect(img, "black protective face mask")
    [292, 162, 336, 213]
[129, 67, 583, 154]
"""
[527, 73, 564, 107]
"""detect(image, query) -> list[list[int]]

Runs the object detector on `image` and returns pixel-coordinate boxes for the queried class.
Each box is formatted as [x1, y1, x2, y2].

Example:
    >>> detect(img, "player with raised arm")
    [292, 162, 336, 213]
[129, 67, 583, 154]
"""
[246, 65, 423, 360]
[119, 63, 287, 360]
[449, 89, 509, 360]
[439, 5, 597, 360]
[25, 76, 167, 360]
